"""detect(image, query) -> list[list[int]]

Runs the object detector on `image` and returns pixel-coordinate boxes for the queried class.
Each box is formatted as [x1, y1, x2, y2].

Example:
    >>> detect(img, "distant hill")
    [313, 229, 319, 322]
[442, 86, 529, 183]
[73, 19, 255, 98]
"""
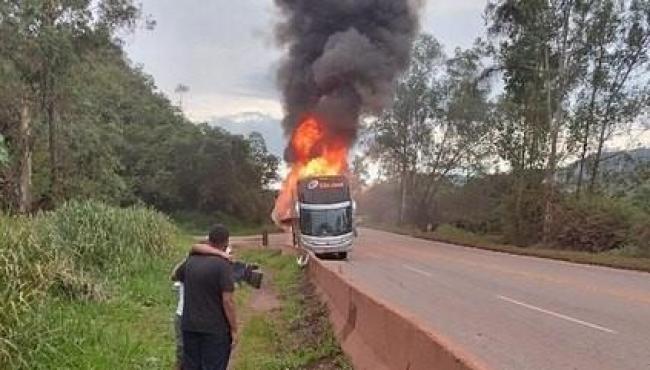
[559, 147, 650, 193]
[562, 148, 650, 177]
[210, 112, 285, 158]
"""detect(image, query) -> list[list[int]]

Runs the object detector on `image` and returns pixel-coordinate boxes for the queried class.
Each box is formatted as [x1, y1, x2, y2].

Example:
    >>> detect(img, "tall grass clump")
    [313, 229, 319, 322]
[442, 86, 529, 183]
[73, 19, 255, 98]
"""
[50, 201, 175, 271]
[0, 201, 176, 368]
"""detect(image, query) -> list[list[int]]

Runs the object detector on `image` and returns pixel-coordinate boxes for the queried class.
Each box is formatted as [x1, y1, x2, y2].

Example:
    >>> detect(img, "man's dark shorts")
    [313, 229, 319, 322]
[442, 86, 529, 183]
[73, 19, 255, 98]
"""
[182, 331, 231, 370]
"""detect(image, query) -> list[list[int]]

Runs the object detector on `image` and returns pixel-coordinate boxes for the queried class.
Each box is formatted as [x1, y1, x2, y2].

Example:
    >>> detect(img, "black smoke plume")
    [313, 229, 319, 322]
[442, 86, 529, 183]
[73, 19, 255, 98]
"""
[275, 0, 422, 162]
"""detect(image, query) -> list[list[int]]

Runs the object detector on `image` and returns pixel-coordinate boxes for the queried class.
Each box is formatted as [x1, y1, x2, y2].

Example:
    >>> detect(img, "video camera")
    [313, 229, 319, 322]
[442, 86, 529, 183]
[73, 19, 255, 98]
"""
[232, 261, 263, 289]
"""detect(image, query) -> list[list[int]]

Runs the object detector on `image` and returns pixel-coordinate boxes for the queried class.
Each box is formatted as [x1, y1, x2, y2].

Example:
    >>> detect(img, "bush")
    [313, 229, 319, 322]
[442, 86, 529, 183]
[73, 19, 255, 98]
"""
[549, 197, 634, 252]
[0, 201, 176, 368]
[626, 216, 650, 257]
[500, 182, 545, 246]
[433, 224, 488, 245]
[435, 175, 510, 235]
[628, 183, 650, 213]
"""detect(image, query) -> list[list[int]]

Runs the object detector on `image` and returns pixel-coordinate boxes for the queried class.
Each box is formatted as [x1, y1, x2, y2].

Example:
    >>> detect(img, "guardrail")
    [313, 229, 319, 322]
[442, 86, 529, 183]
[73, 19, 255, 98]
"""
[307, 257, 488, 370]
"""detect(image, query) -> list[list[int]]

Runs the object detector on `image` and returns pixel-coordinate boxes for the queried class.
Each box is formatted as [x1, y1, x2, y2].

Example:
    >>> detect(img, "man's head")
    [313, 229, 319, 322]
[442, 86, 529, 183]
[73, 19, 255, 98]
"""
[208, 224, 230, 250]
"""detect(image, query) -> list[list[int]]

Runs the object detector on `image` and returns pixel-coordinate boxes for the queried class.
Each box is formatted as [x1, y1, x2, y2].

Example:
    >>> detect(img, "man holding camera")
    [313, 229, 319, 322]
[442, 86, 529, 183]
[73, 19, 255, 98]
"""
[172, 224, 237, 370]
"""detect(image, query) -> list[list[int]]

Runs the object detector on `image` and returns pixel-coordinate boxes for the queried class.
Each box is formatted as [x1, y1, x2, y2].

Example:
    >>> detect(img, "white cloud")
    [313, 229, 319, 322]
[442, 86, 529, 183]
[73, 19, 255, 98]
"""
[185, 94, 282, 122]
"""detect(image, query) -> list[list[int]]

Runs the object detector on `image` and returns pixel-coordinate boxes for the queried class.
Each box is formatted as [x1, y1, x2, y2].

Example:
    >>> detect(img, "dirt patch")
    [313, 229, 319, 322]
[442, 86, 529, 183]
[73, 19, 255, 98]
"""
[290, 277, 329, 346]
[249, 272, 281, 313]
[286, 274, 349, 370]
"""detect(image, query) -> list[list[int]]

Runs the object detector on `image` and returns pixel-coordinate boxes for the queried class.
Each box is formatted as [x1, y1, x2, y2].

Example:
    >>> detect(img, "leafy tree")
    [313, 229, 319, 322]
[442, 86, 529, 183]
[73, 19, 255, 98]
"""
[371, 35, 493, 225]
[248, 131, 280, 187]
[486, 0, 595, 242]
[584, 0, 650, 192]
[370, 34, 444, 224]
[0, 2, 279, 222]
[487, 0, 650, 242]
[361, 3, 649, 252]
[562, 0, 650, 195]
[0, 0, 142, 210]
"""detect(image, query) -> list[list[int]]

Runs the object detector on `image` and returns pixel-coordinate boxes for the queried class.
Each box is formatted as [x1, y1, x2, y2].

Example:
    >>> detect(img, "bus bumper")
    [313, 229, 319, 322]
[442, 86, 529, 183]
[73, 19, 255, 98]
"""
[299, 232, 354, 254]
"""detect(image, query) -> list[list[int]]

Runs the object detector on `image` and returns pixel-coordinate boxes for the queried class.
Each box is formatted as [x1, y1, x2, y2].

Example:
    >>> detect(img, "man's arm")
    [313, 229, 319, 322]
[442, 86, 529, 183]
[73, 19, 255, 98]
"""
[222, 291, 238, 341]
[220, 262, 237, 343]
[190, 243, 232, 260]
[170, 259, 186, 282]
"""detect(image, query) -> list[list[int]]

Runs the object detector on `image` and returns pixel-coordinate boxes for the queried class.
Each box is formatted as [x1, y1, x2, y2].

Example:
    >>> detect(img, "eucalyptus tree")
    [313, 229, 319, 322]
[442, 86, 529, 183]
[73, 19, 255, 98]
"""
[370, 34, 445, 224]
[412, 44, 494, 223]
[0, 0, 142, 210]
[248, 131, 280, 188]
[585, 0, 650, 192]
[371, 35, 493, 225]
[486, 0, 592, 243]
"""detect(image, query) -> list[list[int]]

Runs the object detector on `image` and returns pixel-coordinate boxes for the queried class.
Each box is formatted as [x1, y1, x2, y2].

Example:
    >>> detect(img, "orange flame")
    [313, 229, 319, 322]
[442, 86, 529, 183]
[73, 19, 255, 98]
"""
[272, 116, 350, 225]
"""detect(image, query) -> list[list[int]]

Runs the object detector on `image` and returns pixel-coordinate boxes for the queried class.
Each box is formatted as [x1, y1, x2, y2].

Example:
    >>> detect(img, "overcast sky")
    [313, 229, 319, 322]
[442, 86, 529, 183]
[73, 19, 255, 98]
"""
[123, 0, 486, 122]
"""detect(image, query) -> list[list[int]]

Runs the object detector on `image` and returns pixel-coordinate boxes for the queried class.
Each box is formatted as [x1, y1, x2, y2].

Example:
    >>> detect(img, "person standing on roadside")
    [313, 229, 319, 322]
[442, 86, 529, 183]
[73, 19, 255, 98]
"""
[172, 224, 237, 370]
[171, 243, 232, 370]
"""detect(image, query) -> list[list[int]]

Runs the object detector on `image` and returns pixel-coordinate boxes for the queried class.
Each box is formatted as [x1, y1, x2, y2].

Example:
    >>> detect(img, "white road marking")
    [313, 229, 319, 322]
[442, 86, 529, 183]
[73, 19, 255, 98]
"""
[497, 295, 617, 334]
[403, 264, 433, 277]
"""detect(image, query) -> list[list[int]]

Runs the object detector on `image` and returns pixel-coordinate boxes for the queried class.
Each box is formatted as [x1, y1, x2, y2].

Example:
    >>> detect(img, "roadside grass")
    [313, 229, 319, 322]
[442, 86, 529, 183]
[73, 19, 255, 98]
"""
[17, 234, 349, 369]
[232, 249, 351, 370]
[20, 235, 191, 369]
[370, 223, 650, 273]
[171, 210, 280, 237]
[0, 201, 181, 369]
[2, 203, 347, 369]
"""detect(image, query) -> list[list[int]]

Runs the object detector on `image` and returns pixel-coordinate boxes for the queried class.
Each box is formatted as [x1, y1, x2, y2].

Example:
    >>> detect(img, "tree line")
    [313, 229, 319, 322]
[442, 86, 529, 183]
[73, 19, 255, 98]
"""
[362, 0, 650, 252]
[0, 1, 278, 223]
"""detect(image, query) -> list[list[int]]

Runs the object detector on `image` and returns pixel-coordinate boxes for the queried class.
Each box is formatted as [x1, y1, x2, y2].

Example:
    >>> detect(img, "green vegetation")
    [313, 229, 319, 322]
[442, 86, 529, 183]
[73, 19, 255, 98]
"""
[0, 134, 7, 166]
[372, 223, 650, 273]
[172, 210, 280, 237]
[361, 1, 650, 258]
[362, 175, 649, 256]
[0, 201, 179, 369]
[233, 249, 351, 370]
[0, 1, 278, 224]
[1, 1, 647, 365]
[19, 256, 181, 369]
[1, 202, 348, 369]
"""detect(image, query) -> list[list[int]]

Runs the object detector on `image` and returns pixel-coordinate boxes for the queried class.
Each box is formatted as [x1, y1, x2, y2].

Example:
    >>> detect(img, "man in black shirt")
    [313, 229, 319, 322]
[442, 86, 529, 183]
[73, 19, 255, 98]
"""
[173, 224, 237, 370]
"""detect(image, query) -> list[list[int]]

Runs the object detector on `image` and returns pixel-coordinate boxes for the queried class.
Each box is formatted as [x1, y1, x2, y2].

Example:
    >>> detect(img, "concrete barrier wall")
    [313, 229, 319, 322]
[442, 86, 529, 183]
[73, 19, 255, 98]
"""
[308, 258, 488, 370]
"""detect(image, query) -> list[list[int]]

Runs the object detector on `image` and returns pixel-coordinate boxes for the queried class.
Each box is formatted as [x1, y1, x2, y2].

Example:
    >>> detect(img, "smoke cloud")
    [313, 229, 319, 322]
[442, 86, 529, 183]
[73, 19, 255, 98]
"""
[275, 0, 422, 162]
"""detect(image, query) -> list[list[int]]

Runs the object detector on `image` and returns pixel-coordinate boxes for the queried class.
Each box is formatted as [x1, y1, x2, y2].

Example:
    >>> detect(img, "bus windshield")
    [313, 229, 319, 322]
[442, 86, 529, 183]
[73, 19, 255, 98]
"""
[300, 206, 352, 237]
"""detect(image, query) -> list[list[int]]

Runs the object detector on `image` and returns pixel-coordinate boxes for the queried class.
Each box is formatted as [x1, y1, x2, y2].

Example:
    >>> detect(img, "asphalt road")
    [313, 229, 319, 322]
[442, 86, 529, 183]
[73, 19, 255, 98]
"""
[316, 228, 650, 370]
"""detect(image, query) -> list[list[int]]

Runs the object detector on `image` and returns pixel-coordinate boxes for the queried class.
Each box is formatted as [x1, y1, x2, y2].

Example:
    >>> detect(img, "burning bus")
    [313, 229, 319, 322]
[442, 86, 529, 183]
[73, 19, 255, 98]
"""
[271, 0, 419, 258]
[292, 175, 355, 259]
[271, 0, 419, 261]
[272, 117, 356, 260]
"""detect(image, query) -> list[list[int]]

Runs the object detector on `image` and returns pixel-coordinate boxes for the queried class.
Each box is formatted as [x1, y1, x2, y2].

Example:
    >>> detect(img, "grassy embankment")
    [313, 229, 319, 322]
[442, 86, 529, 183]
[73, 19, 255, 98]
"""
[1, 201, 347, 369]
[232, 249, 351, 370]
[371, 223, 650, 273]
[0, 201, 181, 369]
